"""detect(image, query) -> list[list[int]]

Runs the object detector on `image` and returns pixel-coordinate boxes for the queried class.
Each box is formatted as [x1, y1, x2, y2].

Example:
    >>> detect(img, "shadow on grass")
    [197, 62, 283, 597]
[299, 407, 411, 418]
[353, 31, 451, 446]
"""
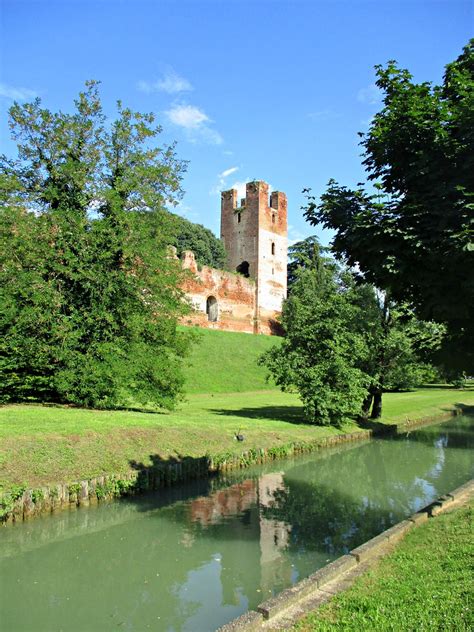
[417, 384, 474, 391]
[357, 418, 390, 433]
[112, 406, 167, 415]
[208, 405, 306, 425]
[454, 403, 474, 415]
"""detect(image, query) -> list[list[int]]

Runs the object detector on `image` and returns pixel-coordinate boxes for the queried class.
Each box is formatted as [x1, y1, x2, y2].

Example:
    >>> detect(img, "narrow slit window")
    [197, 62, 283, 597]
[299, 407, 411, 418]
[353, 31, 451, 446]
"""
[271, 242, 275, 255]
[237, 212, 241, 223]
[272, 213, 276, 224]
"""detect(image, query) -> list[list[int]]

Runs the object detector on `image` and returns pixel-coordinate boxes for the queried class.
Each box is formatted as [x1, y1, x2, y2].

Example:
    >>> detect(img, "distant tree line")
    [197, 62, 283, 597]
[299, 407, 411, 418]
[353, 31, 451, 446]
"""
[169, 214, 226, 270]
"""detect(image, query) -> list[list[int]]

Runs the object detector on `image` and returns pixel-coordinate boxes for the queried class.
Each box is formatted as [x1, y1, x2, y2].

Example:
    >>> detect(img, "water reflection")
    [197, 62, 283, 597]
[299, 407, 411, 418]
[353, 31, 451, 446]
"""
[0, 416, 472, 632]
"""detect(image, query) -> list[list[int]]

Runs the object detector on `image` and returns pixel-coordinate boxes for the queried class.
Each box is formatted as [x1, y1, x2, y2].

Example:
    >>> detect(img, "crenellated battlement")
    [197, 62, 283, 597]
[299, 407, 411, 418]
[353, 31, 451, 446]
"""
[221, 181, 287, 217]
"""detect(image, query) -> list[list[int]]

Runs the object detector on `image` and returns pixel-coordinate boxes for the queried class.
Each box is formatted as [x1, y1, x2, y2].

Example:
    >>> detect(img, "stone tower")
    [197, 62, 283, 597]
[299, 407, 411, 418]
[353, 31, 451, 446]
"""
[220, 181, 287, 330]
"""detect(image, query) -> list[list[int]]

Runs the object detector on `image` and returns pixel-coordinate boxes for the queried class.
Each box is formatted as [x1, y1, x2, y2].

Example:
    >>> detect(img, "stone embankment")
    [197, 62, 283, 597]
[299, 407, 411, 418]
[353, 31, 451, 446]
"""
[218, 479, 474, 631]
[0, 409, 461, 524]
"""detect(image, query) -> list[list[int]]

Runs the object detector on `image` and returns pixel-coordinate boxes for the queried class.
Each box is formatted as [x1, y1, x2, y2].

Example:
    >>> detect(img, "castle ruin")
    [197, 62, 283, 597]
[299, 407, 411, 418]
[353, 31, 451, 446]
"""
[181, 180, 288, 334]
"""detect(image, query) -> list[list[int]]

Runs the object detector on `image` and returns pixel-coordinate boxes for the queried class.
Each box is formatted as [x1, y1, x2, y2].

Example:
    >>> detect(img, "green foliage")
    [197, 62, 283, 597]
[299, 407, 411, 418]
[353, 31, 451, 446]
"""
[261, 249, 371, 426]
[263, 237, 444, 423]
[0, 81, 193, 409]
[287, 236, 336, 289]
[31, 488, 45, 504]
[304, 39, 474, 373]
[95, 477, 134, 500]
[350, 285, 445, 415]
[169, 214, 226, 269]
[68, 483, 81, 497]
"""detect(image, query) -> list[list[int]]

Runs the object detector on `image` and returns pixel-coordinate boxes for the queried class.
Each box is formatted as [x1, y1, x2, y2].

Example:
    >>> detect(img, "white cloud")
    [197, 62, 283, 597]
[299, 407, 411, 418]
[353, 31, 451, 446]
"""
[138, 69, 193, 95]
[307, 109, 339, 120]
[223, 150, 234, 156]
[210, 167, 240, 195]
[221, 166, 238, 178]
[0, 83, 37, 100]
[166, 104, 209, 128]
[357, 83, 382, 105]
[165, 103, 223, 145]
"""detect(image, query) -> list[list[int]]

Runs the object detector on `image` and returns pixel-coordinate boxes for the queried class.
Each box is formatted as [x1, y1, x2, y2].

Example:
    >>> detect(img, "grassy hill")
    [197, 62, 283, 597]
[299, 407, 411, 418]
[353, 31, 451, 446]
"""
[181, 327, 281, 393]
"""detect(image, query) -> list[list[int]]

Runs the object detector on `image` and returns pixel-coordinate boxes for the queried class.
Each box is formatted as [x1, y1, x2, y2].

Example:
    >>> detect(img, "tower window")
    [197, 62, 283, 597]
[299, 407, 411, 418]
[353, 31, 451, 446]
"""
[206, 296, 218, 322]
[272, 213, 276, 224]
[237, 212, 241, 223]
[271, 242, 275, 255]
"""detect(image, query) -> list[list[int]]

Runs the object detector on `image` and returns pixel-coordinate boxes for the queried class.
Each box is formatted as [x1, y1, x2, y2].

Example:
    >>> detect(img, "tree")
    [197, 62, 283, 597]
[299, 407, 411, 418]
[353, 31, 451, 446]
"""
[260, 242, 370, 426]
[262, 237, 443, 423]
[287, 235, 335, 289]
[170, 214, 227, 269]
[350, 285, 444, 419]
[304, 40, 474, 373]
[0, 82, 192, 409]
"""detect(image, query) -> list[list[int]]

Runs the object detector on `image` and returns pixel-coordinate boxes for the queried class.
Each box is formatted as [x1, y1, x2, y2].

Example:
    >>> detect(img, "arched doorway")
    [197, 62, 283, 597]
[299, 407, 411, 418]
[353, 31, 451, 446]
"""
[236, 261, 250, 278]
[206, 296, 218, 322]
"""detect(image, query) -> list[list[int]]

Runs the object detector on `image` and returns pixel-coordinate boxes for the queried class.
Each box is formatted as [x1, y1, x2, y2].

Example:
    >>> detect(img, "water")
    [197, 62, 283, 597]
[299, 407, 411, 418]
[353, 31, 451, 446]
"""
[1, 415, 473, 631]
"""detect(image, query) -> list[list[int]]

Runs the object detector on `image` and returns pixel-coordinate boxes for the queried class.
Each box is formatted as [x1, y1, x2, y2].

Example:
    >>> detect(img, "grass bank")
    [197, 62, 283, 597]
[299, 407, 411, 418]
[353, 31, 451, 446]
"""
[1, 387, 473, 494]
[181, 327, 281, 393]
[293, 503, 473, 631]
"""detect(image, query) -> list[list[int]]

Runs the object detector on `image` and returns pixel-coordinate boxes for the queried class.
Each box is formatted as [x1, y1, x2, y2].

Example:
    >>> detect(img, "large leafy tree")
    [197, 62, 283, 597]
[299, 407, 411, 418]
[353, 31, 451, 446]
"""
[262, 237, 442, 423]
[0, 82, 192, 409]
[304, 40, 474, 372]
[261, 242, 371, 426]
[350, 285, 443, 419]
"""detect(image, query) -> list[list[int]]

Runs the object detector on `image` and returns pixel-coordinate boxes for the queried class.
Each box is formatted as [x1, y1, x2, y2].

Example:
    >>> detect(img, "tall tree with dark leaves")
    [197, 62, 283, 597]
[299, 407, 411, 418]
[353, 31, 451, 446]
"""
[304, 40, 474, 375]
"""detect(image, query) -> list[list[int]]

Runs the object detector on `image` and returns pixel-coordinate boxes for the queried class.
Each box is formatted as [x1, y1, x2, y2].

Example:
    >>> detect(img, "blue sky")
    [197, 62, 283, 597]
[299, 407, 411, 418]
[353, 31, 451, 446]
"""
[1, 0, 472, 245]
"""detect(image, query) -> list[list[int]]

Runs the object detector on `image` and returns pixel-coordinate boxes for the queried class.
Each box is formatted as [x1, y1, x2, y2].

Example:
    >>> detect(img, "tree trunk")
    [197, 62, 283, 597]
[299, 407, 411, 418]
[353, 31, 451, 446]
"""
[371, 389, 383, 419]
[359, 392, 374, 422]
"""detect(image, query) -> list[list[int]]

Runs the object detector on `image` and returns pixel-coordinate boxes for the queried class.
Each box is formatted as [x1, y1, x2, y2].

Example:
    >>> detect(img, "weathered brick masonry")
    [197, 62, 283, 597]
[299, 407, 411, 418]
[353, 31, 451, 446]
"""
[180, 180, 288, 335]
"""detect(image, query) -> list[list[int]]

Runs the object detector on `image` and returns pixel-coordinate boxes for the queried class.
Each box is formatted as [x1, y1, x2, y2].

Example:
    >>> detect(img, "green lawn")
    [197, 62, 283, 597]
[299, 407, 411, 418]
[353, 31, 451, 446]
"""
[0, 387, 472, 493]
[293, 503, 473, 631]
[181, 326, 281, 393]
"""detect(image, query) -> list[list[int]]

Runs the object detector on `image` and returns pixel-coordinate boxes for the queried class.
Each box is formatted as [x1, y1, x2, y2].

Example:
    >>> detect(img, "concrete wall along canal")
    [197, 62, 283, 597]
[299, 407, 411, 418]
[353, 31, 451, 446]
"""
[218, 479, 474, 631]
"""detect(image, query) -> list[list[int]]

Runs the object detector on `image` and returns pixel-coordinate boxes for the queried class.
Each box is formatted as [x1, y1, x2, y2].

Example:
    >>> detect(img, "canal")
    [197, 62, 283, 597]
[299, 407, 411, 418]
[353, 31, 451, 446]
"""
[1, 415, 473, 631]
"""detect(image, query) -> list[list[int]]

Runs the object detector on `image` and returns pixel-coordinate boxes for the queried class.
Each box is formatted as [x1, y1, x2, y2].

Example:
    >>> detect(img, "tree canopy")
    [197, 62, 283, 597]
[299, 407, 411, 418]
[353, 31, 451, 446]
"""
[261, 237, 442, 424]
[304, 39, 474, 372]
[0, 82, 193, 409]
[169, 213, 226, 269]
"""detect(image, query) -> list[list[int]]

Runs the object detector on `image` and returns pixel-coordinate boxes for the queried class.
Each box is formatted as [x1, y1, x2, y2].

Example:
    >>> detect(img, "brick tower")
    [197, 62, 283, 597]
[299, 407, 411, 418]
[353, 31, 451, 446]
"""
[220, 181, 287, 331]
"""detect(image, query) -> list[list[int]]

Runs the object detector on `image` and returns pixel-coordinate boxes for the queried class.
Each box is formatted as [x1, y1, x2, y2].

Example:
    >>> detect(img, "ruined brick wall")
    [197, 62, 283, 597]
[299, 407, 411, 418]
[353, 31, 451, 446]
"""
[179, 180, 287, 335]
[180, 250, 258, 334]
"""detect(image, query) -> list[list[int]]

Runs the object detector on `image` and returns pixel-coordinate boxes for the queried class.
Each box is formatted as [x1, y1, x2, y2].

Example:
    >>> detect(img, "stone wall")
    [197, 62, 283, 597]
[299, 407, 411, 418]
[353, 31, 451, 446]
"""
[179, 250, 280, 334]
